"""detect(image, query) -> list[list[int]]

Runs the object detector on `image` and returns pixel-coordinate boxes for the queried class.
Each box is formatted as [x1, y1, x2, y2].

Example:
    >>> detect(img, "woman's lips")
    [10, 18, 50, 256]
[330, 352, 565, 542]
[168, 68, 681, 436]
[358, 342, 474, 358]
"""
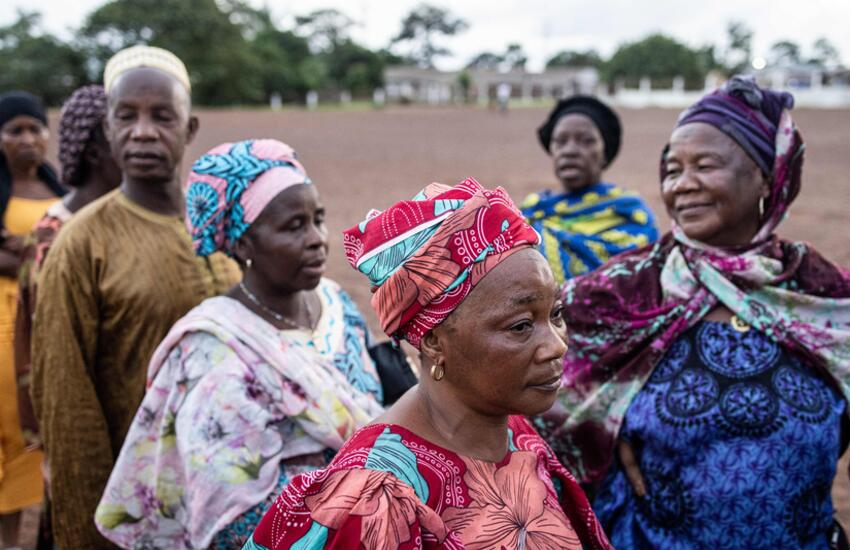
[300, 258, 326, 277]
[528, 374, 562, 392]
[676, 203, 713, 217]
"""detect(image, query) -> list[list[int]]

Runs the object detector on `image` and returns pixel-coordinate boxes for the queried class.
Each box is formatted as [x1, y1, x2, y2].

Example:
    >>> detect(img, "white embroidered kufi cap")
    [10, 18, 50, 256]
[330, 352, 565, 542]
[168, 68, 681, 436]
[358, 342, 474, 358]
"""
[103, 45, 191, 94]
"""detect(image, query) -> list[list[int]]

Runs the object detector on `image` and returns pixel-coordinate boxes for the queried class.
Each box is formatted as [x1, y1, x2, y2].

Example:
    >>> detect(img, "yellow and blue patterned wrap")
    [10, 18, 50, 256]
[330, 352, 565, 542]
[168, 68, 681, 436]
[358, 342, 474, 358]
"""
[521, 182, 659, 284]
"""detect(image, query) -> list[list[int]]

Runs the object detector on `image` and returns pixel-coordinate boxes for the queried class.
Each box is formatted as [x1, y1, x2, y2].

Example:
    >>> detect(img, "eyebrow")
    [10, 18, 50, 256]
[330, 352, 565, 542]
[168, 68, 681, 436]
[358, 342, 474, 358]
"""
[507, 286, 559, 307]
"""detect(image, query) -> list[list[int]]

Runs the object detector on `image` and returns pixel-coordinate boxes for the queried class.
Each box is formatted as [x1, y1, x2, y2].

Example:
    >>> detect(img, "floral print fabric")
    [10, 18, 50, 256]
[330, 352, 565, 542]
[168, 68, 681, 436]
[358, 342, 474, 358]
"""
[95, 278, 384, 549]
[245, 416, 611, 549]
[537, 232, 850, 488]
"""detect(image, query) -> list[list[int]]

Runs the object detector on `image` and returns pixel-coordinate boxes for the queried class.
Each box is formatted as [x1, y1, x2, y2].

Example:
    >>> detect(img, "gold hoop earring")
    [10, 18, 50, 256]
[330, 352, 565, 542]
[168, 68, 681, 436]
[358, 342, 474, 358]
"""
[430, 362, 445, 381]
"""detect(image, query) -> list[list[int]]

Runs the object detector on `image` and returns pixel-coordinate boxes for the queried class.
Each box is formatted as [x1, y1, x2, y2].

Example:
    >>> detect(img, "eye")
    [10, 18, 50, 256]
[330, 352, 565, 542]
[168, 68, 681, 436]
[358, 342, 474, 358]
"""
[697, 163, 716, 172]
[664, 165, 682, 178]
[508, 319, 533, 333]
[315, 210, 326, 225]
[155, 111, 176, 123]
[550, 304, 565, 325]
[286, 217, 305, 231]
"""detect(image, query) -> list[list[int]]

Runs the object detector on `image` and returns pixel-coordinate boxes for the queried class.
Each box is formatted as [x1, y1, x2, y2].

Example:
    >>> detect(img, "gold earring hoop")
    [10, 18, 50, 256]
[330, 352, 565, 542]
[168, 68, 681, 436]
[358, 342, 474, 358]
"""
[430, 362, 445, 381]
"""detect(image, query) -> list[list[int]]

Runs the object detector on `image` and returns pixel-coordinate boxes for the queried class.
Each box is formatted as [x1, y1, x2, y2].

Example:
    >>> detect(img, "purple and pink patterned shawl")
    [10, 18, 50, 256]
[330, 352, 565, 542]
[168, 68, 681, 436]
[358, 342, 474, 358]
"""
[538, 77, 850, 487]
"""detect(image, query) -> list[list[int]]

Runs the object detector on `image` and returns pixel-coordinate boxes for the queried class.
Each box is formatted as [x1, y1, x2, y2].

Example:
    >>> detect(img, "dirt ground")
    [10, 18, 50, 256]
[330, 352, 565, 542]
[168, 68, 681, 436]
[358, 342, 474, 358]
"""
[12, 104, 847, 548]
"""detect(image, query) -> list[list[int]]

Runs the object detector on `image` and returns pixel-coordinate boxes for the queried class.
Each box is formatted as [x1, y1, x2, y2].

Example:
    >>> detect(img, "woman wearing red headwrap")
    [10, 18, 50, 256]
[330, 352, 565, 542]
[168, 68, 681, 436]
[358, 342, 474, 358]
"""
[245, 177, 610, 550]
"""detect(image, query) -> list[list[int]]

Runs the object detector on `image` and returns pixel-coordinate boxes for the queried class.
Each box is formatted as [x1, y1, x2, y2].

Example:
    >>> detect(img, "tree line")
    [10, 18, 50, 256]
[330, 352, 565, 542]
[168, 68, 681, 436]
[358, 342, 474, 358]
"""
[0, 1, 843, 106]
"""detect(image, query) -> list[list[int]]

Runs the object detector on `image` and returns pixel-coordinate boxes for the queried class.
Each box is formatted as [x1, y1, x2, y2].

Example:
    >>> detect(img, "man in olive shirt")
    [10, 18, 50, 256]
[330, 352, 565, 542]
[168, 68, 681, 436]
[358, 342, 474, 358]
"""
[31, 46, 237, 549]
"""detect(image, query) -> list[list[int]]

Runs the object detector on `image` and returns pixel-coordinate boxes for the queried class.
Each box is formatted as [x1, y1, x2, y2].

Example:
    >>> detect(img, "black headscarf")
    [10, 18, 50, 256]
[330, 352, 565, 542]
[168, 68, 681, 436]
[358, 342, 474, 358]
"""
[537, 95, 622, 168]
[0, 91, 66, 228]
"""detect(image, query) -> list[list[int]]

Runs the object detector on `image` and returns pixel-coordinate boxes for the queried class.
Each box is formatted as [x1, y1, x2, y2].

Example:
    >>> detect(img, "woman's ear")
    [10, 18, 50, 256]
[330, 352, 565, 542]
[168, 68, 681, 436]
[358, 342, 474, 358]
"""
[419, 329, 445, 367]
[760, 178, 772, 199]
[232, 234, 253, 268]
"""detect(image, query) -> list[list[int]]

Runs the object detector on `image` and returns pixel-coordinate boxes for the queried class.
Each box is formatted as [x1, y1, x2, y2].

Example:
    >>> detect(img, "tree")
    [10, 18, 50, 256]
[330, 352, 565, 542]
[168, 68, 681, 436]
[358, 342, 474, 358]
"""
[546, 49, 602, 69]
[724, 21, 753, 74]
[603, 33, 706, 89]
[249, 24, 316, 102]
[466, 43, 526, 72]
[78, 0, 265, 105]
[466, 52, 502, 71]
[391, 4, 468, 68]
[295, 8, 355, 54]
[0, 11, 88, 105]
[769, 40, 801, 66]
[810, 37, 842, 68]
[501, 43, 526, 71]
[324, 40, 385, 97]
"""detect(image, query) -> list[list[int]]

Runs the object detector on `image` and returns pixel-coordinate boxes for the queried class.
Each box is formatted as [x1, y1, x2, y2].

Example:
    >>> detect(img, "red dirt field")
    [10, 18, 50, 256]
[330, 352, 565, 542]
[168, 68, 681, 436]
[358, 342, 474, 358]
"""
[12, 105, 847, 547]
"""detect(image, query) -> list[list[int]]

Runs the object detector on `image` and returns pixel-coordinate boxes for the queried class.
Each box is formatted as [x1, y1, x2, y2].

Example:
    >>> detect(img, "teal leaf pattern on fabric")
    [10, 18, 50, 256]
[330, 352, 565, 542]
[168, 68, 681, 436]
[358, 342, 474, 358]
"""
[289, 522, 329, 549]
[358, 224, 441, 286]
[364, 427, 429, 503]
[433, 199, 464, 216]
[444, 245, 494, 293]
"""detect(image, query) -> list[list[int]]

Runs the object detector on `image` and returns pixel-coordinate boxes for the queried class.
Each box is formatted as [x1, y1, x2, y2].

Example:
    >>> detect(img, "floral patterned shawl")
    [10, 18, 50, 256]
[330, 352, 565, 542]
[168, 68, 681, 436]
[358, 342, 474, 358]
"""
[95, 279, 384, 548]
[537, 78, 850, 487]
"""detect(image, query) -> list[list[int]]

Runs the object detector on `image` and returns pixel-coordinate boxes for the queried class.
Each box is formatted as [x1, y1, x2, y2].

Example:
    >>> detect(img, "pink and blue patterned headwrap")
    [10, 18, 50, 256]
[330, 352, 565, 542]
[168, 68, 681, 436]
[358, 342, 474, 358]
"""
[666, 75, 804, 241]
[186, 139, 311, 257]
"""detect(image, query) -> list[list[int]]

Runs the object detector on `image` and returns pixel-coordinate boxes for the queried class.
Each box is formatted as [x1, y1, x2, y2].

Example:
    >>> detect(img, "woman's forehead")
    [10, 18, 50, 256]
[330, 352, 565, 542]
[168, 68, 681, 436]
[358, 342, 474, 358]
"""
[2, 114, 46, 132]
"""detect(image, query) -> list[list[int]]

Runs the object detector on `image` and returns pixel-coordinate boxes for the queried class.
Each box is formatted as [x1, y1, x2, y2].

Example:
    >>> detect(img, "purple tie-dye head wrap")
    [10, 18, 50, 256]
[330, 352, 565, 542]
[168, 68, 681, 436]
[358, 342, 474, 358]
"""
[666, 75, 805, 241]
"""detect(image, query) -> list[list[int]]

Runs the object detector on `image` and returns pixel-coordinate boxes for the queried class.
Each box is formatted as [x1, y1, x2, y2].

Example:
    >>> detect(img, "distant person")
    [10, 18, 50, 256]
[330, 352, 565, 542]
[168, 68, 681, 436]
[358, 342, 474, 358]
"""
[14, 85, 120, 453]
[0, 90, 65, 550]
[245, 178, 611, 550]
[30, 45, 238, 549]
[95, 139, 384, 549]
[522, 95, 659, 284]
[543, 77, 850, 548]
[496, 82, 511, 112]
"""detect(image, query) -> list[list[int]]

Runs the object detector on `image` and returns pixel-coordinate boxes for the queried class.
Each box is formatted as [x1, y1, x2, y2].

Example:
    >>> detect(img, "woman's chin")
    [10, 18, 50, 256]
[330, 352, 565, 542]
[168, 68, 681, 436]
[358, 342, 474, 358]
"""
[516, 391, 559, 417]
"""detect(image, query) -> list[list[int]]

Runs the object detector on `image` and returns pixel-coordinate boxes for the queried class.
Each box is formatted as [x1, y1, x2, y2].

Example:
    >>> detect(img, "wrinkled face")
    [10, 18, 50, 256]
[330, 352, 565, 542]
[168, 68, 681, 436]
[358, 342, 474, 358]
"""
[662, 122, 768, 247]
[426, 248, 568, 416]
[105, 67, 197, 184]
[1, 115, 48, 169]
[235, 184, 328, 292]
[549, 113, 605, 192]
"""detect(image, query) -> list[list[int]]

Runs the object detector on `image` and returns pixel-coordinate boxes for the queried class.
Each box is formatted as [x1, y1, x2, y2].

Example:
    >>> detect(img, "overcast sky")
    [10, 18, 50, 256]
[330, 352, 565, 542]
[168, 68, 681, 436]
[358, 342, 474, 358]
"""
[3, 0, 849, 71]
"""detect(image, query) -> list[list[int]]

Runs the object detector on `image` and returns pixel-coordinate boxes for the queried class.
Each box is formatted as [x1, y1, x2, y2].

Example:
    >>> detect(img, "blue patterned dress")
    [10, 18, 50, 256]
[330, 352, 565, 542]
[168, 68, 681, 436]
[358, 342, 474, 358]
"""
[594, 320, 846, 549]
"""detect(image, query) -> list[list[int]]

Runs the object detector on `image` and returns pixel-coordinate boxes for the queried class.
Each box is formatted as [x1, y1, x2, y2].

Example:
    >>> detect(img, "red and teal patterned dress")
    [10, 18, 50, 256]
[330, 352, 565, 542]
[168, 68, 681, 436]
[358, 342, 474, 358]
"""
[244, 415, 611, 549]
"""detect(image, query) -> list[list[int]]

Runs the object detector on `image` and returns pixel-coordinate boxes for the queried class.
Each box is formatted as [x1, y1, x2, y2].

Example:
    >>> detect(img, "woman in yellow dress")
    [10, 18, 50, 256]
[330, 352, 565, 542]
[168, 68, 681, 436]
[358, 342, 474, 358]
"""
[0, 91, 65, 549]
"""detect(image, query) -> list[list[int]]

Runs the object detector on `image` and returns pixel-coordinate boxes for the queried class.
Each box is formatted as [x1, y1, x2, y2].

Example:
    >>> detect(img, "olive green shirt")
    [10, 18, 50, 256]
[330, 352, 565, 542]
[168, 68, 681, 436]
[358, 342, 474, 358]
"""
[31, 189, 239, 549]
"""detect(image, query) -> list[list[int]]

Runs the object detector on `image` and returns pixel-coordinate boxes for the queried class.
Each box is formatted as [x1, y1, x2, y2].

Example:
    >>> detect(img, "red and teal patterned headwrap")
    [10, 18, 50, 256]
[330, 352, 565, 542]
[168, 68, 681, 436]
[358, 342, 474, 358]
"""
[343, 178, 541, 349]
